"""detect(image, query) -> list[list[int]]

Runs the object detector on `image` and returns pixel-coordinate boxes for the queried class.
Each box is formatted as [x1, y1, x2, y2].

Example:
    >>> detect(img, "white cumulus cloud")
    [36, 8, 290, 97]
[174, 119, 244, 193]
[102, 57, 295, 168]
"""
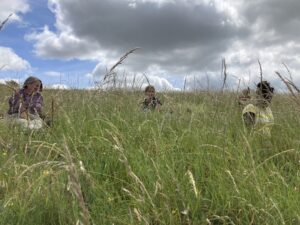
[0, 47, 30, 71]
[49, 84, 69, 89]
[0, 0, 29, 22]
[44, 71, 63, 77]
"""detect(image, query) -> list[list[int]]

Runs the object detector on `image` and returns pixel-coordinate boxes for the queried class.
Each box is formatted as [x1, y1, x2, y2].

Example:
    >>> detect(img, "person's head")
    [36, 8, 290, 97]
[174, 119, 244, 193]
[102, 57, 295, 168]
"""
[242, 87, 250, 97]
[145, 85, 156, 98]
[23, 76, 43, 94]
[256, 81, 274, 107]
[238, 87, 251, 105]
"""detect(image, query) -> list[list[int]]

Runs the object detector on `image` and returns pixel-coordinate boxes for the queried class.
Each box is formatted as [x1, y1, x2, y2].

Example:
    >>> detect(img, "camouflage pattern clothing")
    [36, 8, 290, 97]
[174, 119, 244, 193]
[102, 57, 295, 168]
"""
[142, 97, 162, 111]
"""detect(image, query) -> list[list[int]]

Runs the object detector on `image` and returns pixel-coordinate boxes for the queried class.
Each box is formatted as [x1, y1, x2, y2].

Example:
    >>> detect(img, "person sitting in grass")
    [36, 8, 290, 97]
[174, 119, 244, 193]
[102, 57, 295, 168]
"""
[7, 76, 45, 129]
[242, 81, 274, 138]
[141, 85, 162, 112]
[238, 87, 251, 106]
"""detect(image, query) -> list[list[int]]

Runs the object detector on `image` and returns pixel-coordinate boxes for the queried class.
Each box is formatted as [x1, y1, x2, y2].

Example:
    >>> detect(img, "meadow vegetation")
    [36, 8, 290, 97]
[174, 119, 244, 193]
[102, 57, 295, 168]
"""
[0, 83, 300, 225]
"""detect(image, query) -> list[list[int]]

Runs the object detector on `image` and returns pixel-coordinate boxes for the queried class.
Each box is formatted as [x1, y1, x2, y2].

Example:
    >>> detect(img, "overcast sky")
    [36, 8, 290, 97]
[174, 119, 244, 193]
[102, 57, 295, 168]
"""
[1, 0, 300, 90]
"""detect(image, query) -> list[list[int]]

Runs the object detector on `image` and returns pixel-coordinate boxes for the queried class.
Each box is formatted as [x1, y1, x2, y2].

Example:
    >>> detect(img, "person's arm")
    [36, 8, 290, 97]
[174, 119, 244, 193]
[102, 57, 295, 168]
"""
[8, 90, 21, 114]
[243, 112, 255, 127]
[155, 98, 162, 112]
[156, 104, 161, 112]
[32, 93, 44, 117]
[19, 104, 28, 119]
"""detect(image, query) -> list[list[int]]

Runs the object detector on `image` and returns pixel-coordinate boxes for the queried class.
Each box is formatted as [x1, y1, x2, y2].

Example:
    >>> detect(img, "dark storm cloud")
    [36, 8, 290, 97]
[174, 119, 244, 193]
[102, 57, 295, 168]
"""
[242, 0, 300, 44]
[27, 0, 300, 90]
[44, 0, 248, 71]
[59, 0, 245, 51]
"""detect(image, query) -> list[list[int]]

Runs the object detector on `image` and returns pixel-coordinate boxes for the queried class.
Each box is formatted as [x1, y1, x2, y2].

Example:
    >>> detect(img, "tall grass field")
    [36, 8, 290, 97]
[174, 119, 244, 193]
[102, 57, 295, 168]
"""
[0, 85, 299, 224]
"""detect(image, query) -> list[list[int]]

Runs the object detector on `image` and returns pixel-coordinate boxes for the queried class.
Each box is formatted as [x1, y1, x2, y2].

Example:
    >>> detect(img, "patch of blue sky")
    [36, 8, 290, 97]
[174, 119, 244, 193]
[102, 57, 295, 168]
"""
[0, 0, 98, 88]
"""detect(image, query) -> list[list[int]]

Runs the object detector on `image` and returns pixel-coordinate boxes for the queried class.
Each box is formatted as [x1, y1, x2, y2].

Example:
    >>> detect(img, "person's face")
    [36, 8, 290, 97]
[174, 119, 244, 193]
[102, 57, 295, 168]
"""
[26, 81, 41, 94]
[146, 89, 155, 98]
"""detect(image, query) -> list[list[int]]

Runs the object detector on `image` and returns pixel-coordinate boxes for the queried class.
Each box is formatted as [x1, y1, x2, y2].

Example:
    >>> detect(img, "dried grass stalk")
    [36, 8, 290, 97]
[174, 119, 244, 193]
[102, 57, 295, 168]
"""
[0, 13, 13, 31]
[221, 58, 227, 92]
[64, 141, 91, 225]
[183, 76, 187, 92]
[103, 47, 140, 82]
[143, 73, 151, 86]
[186, 170, 199, 198]
[275, 71, 300, 108]
[281, 63, 300, 93]
[258, 59, 263, 85]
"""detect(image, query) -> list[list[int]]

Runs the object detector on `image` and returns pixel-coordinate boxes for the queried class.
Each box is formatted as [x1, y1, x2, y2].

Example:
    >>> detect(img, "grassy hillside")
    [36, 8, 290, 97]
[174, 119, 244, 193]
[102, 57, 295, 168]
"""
[0, 87, 300, 224]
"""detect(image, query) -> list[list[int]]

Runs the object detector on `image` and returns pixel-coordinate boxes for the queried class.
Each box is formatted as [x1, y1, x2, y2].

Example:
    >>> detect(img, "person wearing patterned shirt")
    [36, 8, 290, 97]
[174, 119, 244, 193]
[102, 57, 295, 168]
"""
[7, 76, 44, 129]
[242, 81, 274, 138]
[141, 85, 162, 112]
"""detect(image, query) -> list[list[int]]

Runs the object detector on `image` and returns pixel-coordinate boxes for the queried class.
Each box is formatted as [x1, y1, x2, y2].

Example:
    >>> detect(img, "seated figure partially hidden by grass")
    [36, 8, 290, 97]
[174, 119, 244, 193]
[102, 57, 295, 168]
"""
[6, 76, 45, 130]
[242, 81, 274, 139]
[141, 85, 162, 112]
[238, 87, 251, 106]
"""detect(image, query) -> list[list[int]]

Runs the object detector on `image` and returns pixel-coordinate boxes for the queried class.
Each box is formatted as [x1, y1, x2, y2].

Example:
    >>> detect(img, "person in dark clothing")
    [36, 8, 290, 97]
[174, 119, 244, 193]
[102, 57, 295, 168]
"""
[141, 85, 162, 112]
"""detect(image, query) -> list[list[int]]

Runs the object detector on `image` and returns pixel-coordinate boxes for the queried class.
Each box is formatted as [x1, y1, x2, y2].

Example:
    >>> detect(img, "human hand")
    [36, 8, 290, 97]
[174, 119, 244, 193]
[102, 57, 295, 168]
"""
[19, 104, 28, 119]
[19, 110, 28, 119]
